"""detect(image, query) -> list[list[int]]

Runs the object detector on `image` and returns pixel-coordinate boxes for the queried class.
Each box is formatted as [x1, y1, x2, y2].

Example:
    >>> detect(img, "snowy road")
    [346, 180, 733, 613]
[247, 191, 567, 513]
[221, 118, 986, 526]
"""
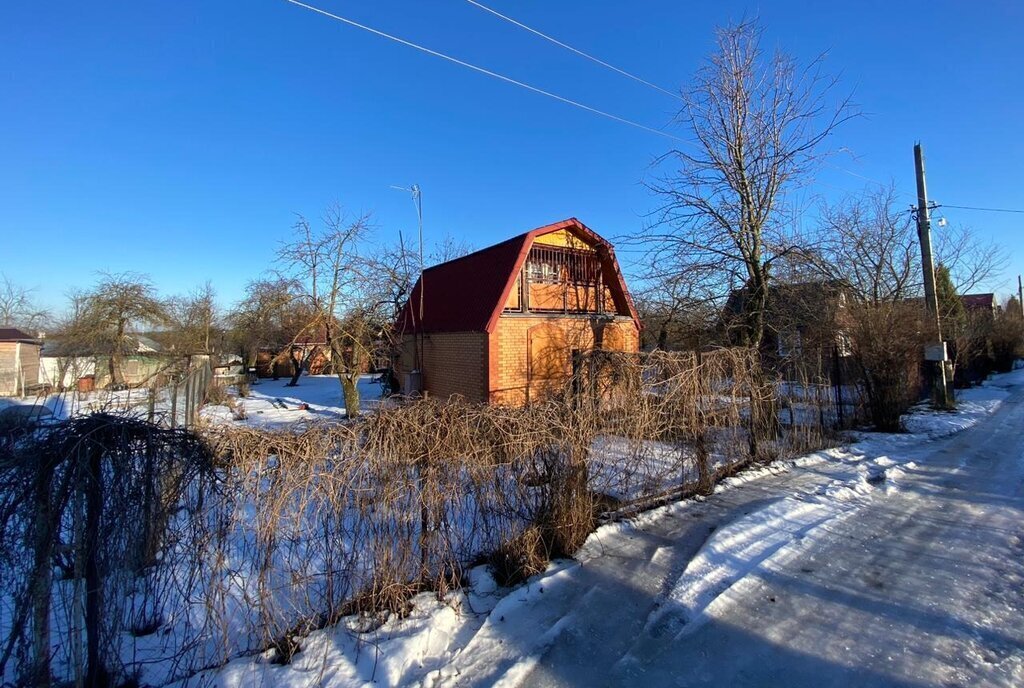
[439, 380, 1024, 688]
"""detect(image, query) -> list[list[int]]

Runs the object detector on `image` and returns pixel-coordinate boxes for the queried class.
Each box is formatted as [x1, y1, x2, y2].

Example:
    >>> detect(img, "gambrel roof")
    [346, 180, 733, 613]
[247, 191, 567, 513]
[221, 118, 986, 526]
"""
[396, 218, 639, 334]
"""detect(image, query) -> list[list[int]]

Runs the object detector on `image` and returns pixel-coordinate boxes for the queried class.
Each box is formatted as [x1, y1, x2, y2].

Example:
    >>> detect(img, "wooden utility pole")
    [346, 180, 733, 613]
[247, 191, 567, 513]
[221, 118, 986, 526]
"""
[1018, 275, 1023, 318]
[914, 142, 954, 408]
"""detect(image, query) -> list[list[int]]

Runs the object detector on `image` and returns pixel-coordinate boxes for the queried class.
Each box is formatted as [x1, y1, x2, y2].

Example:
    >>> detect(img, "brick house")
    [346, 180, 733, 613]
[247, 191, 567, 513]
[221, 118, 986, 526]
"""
[0, 328, 42, 396]
[396, 218, 641, 404]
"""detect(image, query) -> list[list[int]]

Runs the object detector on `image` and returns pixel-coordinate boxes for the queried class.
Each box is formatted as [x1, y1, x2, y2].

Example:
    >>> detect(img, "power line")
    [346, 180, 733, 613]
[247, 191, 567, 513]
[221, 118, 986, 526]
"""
[282, 0, 686, 142]
[824, 161, 890, 189]
[937, 203, 1024, 215]
[463, 0, 682, 101]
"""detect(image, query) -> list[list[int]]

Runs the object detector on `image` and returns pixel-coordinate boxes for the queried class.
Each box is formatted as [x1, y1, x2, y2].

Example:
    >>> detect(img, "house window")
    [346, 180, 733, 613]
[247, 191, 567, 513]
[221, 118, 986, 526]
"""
[527, 259, 561, 284]
[777, 331, 802, 359]
[836, 333, 853, 357]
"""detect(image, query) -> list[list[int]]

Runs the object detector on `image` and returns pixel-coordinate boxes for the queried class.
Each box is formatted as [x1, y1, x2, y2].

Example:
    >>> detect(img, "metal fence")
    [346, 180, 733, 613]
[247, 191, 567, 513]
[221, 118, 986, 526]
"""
[162, 358, 210, 427]
[149, 359, 212, 429]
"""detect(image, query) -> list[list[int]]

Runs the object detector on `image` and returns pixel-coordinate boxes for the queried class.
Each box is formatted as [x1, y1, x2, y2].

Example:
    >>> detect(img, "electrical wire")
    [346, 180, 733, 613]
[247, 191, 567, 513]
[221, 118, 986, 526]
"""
[937, 204, 1024, 215]
[463, 0, 682, 101]
[282, 0, 686, 142]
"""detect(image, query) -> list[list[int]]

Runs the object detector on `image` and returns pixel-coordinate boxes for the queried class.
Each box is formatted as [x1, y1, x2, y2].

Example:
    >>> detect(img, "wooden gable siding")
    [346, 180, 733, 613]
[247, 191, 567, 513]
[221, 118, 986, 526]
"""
[0, 341, 41, 396]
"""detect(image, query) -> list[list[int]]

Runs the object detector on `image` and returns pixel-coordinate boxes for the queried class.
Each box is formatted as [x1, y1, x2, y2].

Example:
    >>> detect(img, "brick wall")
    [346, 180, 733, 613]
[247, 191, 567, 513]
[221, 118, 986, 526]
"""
[398, 318, 639, 406]
[400, 332, 488, 403]
[489, 316, 639, 405]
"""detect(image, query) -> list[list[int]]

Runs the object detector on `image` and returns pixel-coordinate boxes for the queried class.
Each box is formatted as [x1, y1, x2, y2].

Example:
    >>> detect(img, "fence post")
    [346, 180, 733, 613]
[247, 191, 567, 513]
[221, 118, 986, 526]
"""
[184, 372, 193, 428]
[169, 380, 177, 429]
[833, 345, 845, 429]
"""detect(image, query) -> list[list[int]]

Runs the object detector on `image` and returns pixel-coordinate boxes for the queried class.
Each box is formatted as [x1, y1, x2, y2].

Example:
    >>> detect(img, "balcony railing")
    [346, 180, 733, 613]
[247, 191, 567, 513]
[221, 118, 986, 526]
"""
[504, 245, 617, 315]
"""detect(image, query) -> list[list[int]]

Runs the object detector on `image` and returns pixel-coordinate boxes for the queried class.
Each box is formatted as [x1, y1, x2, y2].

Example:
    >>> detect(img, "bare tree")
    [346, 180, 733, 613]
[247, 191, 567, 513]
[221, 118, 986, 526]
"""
[429, 234, 474, 264]
[812, 186, 919, 304]
[164, 281, 220, 355]
[74, 273, 169, 388]
[228, 277, 308, 370]
[934, 223, 1008, 295]
[277, 205, 382, 417]
[0, 274, 49, 331]
[644, 19, 855, 348]
[633, 275, 717, 351]
[636, 19, 854, 447]
[811, 186, 1008, 302]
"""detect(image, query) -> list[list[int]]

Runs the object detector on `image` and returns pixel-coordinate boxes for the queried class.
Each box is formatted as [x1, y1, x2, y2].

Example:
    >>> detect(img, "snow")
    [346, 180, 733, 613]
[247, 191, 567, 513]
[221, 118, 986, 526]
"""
[182, 369, 1024, 687]
[0, 373, 387, 429]
[200, 374, 387, 429]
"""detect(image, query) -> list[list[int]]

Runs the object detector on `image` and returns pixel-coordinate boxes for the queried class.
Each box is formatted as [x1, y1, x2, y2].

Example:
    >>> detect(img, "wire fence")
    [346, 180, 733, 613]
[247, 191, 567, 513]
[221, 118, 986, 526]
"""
[0, 347, 858, 686]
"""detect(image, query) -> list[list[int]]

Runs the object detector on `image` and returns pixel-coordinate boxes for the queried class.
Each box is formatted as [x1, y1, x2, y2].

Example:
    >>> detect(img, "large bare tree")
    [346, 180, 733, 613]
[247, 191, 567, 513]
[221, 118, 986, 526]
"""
[645, 19, 855, 348]
[74, 273, 168, 388]
[278, 205, 382, 417]
[811, 186, 1007, 303]
[228, 277, 310, 377]
[164, 281, 221, 355]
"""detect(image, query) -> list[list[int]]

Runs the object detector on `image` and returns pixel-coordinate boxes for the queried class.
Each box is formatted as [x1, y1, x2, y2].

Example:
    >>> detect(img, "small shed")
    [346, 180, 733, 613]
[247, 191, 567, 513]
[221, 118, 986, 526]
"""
[0, 328, 42, 397]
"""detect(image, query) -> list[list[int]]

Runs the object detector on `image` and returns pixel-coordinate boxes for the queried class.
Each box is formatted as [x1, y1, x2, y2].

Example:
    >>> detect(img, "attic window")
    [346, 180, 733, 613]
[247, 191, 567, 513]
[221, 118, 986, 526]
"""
[527, 258, 561, 284]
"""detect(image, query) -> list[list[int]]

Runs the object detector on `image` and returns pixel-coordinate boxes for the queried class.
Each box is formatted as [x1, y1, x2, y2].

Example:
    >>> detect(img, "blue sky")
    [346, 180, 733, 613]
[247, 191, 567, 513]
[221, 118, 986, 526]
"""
[2, 1, 1022, 312]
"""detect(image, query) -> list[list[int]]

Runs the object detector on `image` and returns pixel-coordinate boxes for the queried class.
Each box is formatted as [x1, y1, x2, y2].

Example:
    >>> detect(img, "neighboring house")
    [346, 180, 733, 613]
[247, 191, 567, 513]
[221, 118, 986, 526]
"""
[0, 328, 42, 396]
[39, 335, 169, 390]
[39, 338, 96, 390]
[720, 280, 854, 380]
[960, 293, 997, 317]
[396, 218, 641, 404]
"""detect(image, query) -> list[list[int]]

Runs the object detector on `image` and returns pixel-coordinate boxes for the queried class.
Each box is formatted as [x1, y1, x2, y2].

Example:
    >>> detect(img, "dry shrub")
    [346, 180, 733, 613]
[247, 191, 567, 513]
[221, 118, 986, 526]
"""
[0, 414, 216, 687]
[848, 301, 927, 431]
[990, 311, 1024, 373]
[0, 347, 849, 684]
[488, 526, 548, 587]
[206, 382, 231, 406]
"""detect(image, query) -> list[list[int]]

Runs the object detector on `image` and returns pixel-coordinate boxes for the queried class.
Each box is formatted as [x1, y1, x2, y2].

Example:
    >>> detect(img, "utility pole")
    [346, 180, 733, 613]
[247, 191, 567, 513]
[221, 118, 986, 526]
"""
[914, 142, 954, 408]
[1018, 275, 1023, 318]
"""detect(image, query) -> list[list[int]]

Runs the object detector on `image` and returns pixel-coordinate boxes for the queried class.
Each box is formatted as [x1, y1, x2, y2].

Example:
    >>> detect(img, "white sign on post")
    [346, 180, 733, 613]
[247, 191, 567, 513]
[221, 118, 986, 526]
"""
[924, 342, 948, 362]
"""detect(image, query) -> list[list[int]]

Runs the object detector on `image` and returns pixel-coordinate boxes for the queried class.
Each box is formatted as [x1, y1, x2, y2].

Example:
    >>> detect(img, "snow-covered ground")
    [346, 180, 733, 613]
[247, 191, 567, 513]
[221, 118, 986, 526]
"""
[184, 370, 1024, 687]
[200, 374, 387, 429]
[0, 373, 387, 430]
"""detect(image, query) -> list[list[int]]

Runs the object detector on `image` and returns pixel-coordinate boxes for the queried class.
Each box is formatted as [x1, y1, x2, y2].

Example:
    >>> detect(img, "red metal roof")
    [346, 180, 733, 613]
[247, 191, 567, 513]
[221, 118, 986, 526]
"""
[396, 218, 639, 334]
[960, 293, 995, 311]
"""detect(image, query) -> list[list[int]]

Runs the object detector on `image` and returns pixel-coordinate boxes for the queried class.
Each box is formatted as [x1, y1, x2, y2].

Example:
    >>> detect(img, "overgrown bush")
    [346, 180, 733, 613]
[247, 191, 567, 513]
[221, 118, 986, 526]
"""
[990, 310, 1024, 373]
[0, 348, 845, 685]
[848, 301, 927, 432]
[205, 382, 231, 406]
[0, 414, 216, 687]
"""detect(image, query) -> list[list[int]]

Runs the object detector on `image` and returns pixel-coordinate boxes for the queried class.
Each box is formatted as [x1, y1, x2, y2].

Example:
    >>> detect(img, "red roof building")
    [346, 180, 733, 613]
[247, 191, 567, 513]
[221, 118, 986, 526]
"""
[960, 293, 997, 314]
[396, 218, 640, 404]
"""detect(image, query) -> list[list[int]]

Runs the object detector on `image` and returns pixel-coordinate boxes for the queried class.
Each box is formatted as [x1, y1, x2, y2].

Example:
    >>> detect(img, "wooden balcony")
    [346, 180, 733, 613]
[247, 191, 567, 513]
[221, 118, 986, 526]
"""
[504, 245, 618, 316]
